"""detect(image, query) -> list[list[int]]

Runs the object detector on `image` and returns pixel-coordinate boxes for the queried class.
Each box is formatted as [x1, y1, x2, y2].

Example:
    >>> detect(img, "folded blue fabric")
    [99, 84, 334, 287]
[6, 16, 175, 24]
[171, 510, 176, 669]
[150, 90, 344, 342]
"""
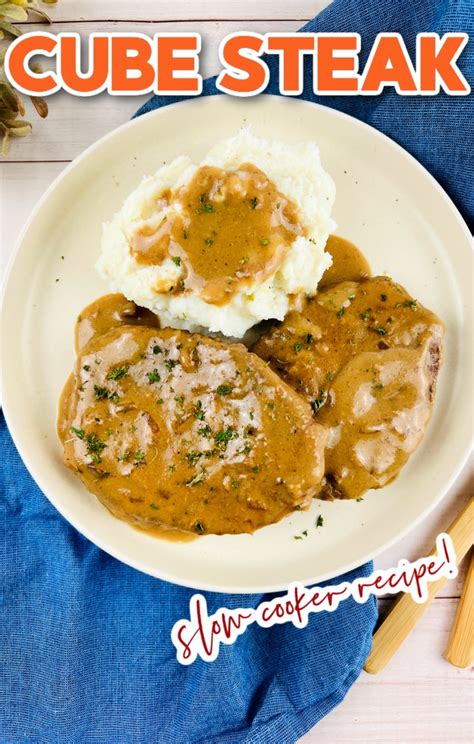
[1, 409, 376, 742]
[2, 0, 471, 741]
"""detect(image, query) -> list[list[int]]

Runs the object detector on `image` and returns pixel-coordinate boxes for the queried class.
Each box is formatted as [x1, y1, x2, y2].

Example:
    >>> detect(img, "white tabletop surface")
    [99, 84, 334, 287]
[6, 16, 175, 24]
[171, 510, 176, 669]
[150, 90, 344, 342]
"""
[1, 2, 472, 742]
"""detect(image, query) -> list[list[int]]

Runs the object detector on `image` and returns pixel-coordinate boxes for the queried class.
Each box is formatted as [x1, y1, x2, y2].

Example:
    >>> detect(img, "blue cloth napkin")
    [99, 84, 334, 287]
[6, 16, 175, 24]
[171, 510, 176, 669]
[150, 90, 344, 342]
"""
[137, 0, 473, 230]
[1, 410, 376, 742]
[2, 0, 471, 741]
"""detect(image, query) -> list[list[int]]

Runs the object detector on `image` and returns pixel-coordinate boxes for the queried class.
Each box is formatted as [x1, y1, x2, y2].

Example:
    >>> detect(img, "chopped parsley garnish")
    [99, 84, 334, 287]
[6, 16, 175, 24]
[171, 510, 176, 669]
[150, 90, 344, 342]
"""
[194, 401, 205, 420]
[360, 309, 371, 321]
[171, 256, 181, 266]
[186, 470, 207, 487]
[311, 391, 328, 414]
[83, 365, 90, 372]
[134, 451, 145, 462]
[205, 238, 214, 247]
[164, 359, 179, 372]
[214, 427, 236, 445]
[372, 326, 387, 336]
[197, 425, 212, 439]
[380, 293, 388, 301]
[153, 345, 162, 355]
[231, 479, 239, 489]
[250, 196, 258, 209]
[306, 334, 314, 344]
[107, 365, 129, 380]
[216, 384, 233, 396]
[118, 451, 131, 462]
[252, 466, 261, 473]
[186, 451, 202, 465]
[147, 369, 161, 384]
[204, 203, 214, 213]
[94, 385, 119, 403]
[71, 431, 106, 464]
[337, 307, 345, 317]
[294, 343, 304, 353]
[174, 395, 184, 405]
[316, 515, 324, 528]
[260, 238, 270, 247]
[194, 521, 206, 533]
[398, 299, 418, 310]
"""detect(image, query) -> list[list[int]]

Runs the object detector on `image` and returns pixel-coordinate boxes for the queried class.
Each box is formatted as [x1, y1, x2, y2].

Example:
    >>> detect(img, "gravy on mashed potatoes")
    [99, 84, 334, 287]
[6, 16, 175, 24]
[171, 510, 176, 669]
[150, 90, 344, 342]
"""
[96, 130, 335, 337]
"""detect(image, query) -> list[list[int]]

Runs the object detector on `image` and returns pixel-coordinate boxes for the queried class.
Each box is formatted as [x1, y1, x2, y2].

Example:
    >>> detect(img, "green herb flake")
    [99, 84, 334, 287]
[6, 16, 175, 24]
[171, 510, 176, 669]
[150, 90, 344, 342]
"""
[337, 307, 345, 317]
[216, 384, 233, 396]
[153, 345, 162, 355]
[250, 196, 258, 209]
[294, 343, 304, 353]
[380, 293, 388, 301]
[306, 334, 314, 344]
[214, 427, 236, 445]
[197, 425, 212, 439]
[311, 391, 328, 414]
[94, 385, 119, 403]
[165, 359, 179, 372]
[260, 238, 270, 247]
[231, 479, 239, 489]
[194, 521, 206, 533]
[194, 401, 205, 420]
[70, 426, 85, 440]
[107, 365, 129, 381]
[360, 309, 371, 321]
[83, 365, 90, 372]
[205, 238, 214, 247]
[134, 450, 145, 462]
[171, 256, 181, 266]
[316, 515, 324, 528]
[204, 203, 214, 213]
[186, 470, 207, 487]
[147, 369, 161, 384]
[84, 433, 106, 464]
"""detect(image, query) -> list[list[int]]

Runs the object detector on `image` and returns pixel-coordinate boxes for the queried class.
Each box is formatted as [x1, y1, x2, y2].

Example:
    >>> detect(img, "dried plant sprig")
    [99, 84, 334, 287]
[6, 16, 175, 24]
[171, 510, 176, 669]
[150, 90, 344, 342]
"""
[0, 0, 58, 155]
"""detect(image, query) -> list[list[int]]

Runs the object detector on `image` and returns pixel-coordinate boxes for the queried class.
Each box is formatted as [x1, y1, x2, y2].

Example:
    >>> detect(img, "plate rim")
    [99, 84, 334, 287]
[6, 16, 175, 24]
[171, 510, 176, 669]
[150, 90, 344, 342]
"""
[1, 94, 473, 593]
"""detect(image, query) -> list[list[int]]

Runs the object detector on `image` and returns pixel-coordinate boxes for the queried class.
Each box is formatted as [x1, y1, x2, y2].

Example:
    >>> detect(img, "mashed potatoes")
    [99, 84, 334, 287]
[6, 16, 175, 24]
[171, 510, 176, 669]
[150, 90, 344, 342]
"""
[96, 130, 335, 338]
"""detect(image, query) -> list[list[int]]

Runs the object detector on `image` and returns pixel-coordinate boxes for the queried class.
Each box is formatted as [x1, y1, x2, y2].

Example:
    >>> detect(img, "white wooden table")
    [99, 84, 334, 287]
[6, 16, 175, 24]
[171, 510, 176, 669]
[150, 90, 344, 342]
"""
[1, 2, 472, 742]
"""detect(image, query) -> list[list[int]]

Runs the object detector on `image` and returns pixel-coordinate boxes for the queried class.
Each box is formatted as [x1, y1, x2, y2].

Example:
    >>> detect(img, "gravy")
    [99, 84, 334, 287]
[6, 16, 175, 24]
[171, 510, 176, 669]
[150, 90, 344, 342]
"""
[59, 323, 326, 536]
[320, 235, 371, 289]
[253, 255, 444, 499]
[76, 294, 160, 352]
[131, 163, 305, 305]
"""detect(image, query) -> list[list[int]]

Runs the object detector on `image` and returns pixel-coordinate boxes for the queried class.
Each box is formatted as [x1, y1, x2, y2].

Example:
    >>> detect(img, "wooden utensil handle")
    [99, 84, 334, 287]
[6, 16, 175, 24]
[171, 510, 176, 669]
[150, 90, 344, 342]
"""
[364, 496, 474, 675]
[444, 549, 474, 668]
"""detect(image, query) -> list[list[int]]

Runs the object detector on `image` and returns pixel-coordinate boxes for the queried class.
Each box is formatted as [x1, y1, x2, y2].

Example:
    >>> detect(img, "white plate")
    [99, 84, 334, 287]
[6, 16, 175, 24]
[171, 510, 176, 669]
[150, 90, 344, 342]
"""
[2, 95, 472, 593]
